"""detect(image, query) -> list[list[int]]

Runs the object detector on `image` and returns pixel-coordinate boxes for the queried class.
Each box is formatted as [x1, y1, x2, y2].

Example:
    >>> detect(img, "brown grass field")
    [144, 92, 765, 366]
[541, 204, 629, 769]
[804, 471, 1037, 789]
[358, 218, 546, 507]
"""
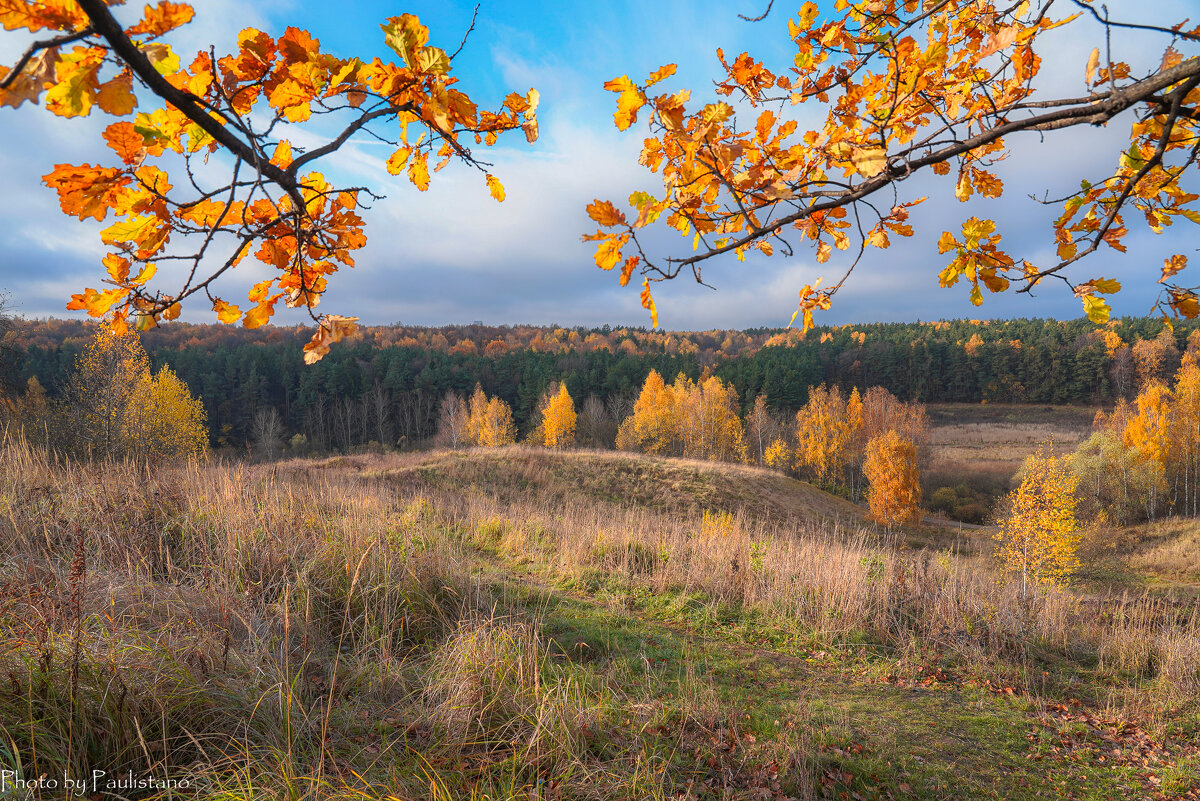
[1, 434, 1198, 800]
[924, 404, 1098, 501]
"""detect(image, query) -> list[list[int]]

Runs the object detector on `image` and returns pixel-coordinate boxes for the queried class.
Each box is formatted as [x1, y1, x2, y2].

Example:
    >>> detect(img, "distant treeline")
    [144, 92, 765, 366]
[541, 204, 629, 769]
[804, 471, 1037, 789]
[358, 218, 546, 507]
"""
[9, 316, 1200, 450]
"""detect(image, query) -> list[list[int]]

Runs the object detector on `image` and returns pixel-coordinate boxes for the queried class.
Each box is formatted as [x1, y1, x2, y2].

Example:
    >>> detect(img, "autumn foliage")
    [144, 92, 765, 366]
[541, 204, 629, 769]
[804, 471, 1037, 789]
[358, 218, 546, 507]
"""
[996, 448, 1081, 594]
[862, 430, 922, 529]
[464, 384, 517, 448]
[529, 383, 577, 449]
[45, 326, 207, 459]
[791, 384, 927, 501]
[588, 1, 1200, 328]
[1081, 351, 1200, 520]
[616, 370, 746, 461]
[0, 0, 537, 361]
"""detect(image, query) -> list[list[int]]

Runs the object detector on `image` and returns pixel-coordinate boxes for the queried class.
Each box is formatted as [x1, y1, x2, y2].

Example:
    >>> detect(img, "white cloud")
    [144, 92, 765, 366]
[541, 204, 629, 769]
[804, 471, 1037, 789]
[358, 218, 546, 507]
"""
[1, 0, 1197, 329]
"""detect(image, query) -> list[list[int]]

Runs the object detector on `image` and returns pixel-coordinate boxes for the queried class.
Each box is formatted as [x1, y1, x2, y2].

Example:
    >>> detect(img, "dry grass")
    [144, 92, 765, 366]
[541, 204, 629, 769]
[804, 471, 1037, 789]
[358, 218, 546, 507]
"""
[1, 435, 1197, 799]
[1125, 520, 1200, 583]
[924, 407, 1095, 503]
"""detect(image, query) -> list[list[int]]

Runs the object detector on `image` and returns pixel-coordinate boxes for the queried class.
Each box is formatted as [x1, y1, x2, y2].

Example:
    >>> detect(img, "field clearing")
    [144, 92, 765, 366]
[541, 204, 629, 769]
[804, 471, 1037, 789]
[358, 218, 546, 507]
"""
[925, 404, 1098, 498]
[2, 436, 1199, 800]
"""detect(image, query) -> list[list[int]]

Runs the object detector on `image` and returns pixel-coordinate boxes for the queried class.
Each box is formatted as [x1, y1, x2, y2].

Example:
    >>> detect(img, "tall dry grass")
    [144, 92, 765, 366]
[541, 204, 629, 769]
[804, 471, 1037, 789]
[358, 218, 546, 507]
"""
[1, 435, 792, 800]
[1, 434, 1196, 798]
[410, 453, 1200, 715]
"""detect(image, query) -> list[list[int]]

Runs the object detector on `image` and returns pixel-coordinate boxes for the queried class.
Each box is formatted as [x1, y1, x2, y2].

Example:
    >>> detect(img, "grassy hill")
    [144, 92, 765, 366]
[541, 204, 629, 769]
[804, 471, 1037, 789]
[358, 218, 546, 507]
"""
[337, 446, 866, 524]
[1, 439, 1198, 800]
[312, 447, 982, 552]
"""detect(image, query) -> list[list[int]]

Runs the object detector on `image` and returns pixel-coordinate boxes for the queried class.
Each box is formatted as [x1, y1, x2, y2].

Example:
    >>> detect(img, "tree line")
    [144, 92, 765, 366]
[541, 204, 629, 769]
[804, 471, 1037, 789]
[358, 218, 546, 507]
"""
[9, 321, 1200, 531]
[6, 317, 1200, 454]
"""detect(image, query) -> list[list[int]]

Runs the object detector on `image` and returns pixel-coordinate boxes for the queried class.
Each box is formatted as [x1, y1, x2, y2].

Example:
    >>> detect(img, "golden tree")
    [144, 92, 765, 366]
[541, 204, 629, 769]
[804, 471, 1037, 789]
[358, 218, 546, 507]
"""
[533, 383, 577, 449]
[66, 323, 151, 456]
[673, 372, 746, 461]
[763, 437, 792, 471]
[1123, 380, 1172, 518]
[794, 384, 858, 485]
[465, 383, 489, 445]
[123, 363, 207, 458]
[65, 327, 206, 459]
[862, 430, 922, 530]
[586, 2, 1200, 328]
[463, 384, 516, 448]
[1168, 354, 1200, 516]
[0, 2, 537, 361]
[995, 449, 1081, 595]
[615, 369, 675, 454]
[477, 397, 517, 447]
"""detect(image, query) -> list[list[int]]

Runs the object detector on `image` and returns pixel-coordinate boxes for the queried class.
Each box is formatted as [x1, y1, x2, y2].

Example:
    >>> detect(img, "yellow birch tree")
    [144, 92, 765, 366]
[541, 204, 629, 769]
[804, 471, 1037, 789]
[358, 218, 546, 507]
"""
[615, 369, 675, 454]
[65, 327, 206, 460]
[536, 383, 577, 449]
[1124, 380, 1172, 519]
[995, 449, 1081, 596]
[862, 430, 922, 530]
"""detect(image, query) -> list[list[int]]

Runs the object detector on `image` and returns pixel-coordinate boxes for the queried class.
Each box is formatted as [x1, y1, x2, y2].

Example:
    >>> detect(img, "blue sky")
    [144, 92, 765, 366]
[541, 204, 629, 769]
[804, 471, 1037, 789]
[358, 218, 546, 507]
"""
[0, 0, 1196, 330]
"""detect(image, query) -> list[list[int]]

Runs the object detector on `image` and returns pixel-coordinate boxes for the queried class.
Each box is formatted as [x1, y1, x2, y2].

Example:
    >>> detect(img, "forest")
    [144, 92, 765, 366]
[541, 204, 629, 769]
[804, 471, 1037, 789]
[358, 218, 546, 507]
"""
[9, 316, 1198, 453]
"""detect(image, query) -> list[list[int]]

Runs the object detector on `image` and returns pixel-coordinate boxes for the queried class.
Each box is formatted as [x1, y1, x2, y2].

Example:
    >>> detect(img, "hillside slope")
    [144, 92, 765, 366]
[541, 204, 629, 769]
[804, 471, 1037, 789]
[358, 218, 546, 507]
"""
[299, 446, 981, 551]
[4, 438, 1198, 800]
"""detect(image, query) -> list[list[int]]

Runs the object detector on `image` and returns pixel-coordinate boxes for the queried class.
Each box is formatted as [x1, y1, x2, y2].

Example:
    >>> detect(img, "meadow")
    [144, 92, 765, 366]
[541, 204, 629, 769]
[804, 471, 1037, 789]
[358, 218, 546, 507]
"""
[2, 432, 1198, 800]
[923, 404, 1098, 505]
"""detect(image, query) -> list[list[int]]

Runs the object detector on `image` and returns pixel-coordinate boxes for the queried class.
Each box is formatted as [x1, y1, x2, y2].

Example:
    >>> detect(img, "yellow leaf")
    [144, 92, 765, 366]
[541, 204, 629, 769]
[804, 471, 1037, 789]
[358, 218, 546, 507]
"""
[103, 121, 145, 164]
[270, 140, 292, 167]
[1168, 290, 1199, 319]
[386, 146, 411, 175]
[640, 279, 658, 327]
[955, 169, 972, 201]
[416, 46, 449, 75]
[594, 234, 628, 270]
[586, 199, 626, 227]
[486, 173, 505, 202]
[130, 262, 156, 286]
[1082, 294, 1110, 323]
[177, 198, 226, 227]
[140, 42, 179, 75]
[1090, 277, 1121, 294]
[103, 253, 130, 283]
[614, 89, 644, 132]
[603, 75, 636, 94]
[620, 255, 639, 287]
[849, 145, 887, 178]
[212, 298, 241, 324]
[1161, 254, 1187, 283]
[243, 301, 274, 329]
[66, 287, 127, 317]
[1085, 47, 1100, 85]
[646, 64, 677, 87]
[408, 149, 429, 191]
[127, 1, 194, 37]
[700, 102, 733, 125]
[100, 214, 161, 249]
[381, 14, 429, 67]
[44, 46, 105, 117]
[95, 70, 136, 115]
